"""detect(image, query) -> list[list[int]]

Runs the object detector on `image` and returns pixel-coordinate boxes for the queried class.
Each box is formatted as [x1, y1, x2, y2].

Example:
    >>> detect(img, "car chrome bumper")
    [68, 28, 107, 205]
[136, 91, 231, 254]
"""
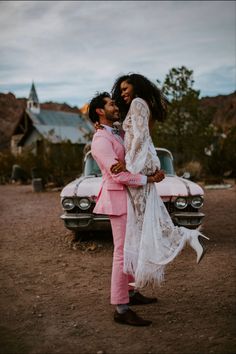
[60, 213, 110, 231]
[61, 210, 205, 232]
[171, 212, 205, 229]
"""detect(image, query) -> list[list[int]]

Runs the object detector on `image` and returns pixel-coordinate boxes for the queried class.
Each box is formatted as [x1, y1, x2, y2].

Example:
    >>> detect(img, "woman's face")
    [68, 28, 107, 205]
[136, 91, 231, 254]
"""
[120, 80, 134, 105]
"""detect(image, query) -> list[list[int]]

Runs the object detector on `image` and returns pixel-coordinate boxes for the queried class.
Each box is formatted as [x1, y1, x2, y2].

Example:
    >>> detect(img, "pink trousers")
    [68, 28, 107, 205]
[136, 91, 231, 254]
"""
[110, 214, 134, 305]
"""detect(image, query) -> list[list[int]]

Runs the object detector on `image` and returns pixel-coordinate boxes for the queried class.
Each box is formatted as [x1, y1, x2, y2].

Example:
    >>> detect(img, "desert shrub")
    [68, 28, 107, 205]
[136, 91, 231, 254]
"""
[0, 150, 16, 183]
[204, 126, 236, 178]
[0, 140, 85, 186]
[184, 161, 202, 181]
[176, 161, 203, 181]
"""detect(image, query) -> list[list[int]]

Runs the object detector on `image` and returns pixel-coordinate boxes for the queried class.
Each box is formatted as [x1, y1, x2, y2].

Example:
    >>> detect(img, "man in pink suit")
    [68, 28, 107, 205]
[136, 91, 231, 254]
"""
[89, 92, 164, 326]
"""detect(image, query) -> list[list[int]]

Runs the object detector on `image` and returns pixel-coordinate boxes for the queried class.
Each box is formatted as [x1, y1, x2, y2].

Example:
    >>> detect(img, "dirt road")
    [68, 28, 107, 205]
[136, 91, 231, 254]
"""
[0, 184, 235, 354]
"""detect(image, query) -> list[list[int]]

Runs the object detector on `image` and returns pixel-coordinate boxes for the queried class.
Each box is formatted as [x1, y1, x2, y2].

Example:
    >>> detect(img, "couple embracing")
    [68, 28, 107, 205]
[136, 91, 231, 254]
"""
[88, 73, 209, 327]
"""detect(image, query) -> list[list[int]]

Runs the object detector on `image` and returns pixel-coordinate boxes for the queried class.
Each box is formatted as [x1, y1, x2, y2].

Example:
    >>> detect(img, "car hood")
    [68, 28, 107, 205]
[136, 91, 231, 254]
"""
[60, 176, 103, 198]
[60, 175, 204, 200]
[155, 175, 204, 200]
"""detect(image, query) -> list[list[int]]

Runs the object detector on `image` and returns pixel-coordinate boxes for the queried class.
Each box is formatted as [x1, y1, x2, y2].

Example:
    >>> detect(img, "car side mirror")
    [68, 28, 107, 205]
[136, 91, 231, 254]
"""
[182, 172, 190, 179]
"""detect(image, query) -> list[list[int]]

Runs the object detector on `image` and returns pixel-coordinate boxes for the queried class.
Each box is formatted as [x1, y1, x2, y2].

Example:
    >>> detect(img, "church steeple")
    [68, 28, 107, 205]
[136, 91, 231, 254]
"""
[27, 82, 40, 114]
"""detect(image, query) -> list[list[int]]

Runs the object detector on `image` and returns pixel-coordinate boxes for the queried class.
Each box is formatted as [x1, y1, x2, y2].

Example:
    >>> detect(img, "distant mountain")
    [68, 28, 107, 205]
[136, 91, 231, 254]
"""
[0, 91, 235, 150]
[200, 92, 236, 130]
[0, 93, 26, 150]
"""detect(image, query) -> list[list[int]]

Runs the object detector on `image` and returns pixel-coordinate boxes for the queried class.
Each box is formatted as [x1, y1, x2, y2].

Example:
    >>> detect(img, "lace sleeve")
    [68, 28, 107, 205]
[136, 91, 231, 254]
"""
[124, 98, 150, 174]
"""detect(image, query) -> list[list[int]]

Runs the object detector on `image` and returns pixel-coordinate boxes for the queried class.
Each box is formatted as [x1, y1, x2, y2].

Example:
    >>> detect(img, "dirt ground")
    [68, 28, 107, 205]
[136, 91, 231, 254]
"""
[0, 183, 235, 354]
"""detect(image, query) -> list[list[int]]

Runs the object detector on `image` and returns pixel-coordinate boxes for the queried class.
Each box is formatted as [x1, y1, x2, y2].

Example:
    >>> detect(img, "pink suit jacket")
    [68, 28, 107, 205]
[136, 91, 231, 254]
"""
[91, 129, 144, 216]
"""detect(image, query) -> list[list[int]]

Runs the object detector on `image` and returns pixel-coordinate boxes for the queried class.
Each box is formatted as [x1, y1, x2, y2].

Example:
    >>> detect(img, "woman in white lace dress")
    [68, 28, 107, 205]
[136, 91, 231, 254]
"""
[111, 73, 209, 288]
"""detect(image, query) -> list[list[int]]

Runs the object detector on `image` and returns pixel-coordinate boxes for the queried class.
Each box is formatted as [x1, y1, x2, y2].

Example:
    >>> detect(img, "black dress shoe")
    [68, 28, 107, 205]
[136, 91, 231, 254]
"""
[114, 309, 152, 326]
[128, 292, 158, 306]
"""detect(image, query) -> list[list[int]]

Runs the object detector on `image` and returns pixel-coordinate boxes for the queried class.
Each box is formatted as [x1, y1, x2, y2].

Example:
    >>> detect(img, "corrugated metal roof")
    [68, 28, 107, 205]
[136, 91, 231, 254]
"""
[35, 125, 89, 144]
[27, 108, 85, 125]
[23, 106, 94, 145]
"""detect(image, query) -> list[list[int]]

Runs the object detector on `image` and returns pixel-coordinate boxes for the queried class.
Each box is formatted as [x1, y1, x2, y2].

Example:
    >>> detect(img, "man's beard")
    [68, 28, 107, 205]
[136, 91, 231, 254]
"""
[106, 112, 120, 123]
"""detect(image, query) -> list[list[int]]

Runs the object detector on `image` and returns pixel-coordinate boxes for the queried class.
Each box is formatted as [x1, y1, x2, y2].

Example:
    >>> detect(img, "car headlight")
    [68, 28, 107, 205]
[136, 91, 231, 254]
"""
[77, 198, 91, 210]
[191, 196, 204, 209]
[175, 197, 188, 209]
[62, 198, 75, 210]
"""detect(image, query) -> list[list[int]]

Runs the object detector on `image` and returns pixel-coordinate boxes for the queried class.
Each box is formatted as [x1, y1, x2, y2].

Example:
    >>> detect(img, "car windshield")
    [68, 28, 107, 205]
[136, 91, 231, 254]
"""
[84, 154, 102, 176]
[84, 150, 175, 177]
[156, 150, 175, 176]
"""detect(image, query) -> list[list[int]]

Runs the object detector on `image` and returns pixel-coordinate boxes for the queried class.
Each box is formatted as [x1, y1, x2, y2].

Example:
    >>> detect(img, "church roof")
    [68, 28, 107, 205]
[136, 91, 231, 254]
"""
[28, 82, 39, 103]
[34, 125, 88, 144]
[20, 108, 94, 145]
[15, 82, 95, 146]
[26, 108, 91, 130]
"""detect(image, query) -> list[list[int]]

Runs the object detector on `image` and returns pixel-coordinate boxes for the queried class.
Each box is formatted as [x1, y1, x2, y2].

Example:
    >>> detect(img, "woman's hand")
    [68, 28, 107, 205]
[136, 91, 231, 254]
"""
[110, 158, 127, 174]
[94, 122, 104, 131]
[147, 169, 165, 183]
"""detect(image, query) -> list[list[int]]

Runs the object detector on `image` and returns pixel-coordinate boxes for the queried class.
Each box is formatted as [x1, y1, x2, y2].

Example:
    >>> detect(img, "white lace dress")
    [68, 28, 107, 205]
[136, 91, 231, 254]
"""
[123, 97, 196, 288]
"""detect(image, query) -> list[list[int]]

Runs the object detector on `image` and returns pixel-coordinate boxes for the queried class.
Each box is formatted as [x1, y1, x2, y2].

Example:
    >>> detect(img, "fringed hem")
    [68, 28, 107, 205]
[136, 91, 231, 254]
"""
[123, 249, 138, 278]
[123, 249, 165, 288]
[134, 263, 165, 289]
[123, 232, 189, 289]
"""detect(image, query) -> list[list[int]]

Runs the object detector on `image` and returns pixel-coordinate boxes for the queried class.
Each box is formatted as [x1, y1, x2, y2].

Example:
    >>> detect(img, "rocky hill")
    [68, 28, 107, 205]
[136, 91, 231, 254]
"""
[200, 92, 236, 129]
[0, 91, 235, 150]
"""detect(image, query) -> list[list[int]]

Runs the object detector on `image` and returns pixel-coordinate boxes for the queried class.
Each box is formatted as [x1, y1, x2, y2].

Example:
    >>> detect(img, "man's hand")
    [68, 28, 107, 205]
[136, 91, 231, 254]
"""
[110, 158, 127, 174]
[147, 169, 165, 183]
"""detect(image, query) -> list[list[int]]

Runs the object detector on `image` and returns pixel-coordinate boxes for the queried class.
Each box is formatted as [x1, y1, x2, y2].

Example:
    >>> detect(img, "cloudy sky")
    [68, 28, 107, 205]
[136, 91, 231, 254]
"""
[0, 1, 235, 107]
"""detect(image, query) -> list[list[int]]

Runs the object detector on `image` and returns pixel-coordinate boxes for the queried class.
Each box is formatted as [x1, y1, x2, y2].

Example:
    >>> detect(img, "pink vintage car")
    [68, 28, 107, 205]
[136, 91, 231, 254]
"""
[60, 148, 205, 236]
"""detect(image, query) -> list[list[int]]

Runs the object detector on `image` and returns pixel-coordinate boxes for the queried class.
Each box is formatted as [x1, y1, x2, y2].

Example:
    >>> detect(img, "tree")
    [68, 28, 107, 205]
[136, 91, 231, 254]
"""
[205, 126, 236, 178]
[153, 66, 214, 168]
